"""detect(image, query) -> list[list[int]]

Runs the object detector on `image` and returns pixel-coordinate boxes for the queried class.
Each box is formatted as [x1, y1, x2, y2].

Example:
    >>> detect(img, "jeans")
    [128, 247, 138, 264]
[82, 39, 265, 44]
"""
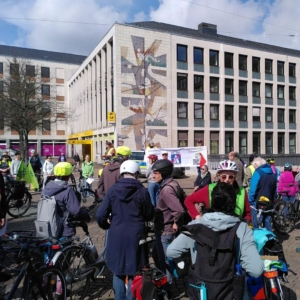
[148, 182, 160, 207]
[250, 207, 272, 231]
[282, 195, 295, 215]
[82, 178, 92, 196]
[153, 233, 174, 285]
[113, 274, 133, 300]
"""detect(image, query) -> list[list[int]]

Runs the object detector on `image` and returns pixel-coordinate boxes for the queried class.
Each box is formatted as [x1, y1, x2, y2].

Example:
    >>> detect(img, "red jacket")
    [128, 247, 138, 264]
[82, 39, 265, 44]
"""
[184, 184, 251, 222]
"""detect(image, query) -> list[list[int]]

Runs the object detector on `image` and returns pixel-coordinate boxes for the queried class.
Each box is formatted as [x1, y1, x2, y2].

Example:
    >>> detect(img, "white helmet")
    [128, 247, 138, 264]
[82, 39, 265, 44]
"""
[120, 160, 141, 175]
[217, 160, 238, 173]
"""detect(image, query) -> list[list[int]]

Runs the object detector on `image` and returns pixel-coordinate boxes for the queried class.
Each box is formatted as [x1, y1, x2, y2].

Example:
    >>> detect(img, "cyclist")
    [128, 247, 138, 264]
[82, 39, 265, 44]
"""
[0, 155, 11, 180]
[146, 154, 159, 207]
[243, 153, 258, 192]
[81, 155, 94, 197]
[102, 141, 116, 159]
[278, 163, 298, 206]
[42, 155, 55, 189]
[184, 160, 251, 222]
[28, 150, 43, 190]
[96, 160, 154, 300]
[193, 164, 211, 192]
[266, 158, 281, 182]
[96, 146, 132, 199]
[73, 152, 81, 168]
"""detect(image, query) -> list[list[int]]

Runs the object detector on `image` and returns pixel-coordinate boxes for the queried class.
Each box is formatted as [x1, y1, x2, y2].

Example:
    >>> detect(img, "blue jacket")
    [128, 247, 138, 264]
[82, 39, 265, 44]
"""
[96, 177, 154, 275]
[43, 180, 90, 237]
[249, 164, 277, 206]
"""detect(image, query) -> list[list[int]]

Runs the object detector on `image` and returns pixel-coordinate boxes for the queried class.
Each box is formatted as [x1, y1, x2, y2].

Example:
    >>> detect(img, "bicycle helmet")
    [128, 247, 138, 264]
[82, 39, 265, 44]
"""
[266, 158, 275, 164]
[54, 162, 73, 177]
[120, 160, 140, 175]
[116, 146, 132, 157]
[152, 159, 174, 179]
[284, 162, 292, 171]
[216, 160, 238, 173]
[147, 154, 158, 161]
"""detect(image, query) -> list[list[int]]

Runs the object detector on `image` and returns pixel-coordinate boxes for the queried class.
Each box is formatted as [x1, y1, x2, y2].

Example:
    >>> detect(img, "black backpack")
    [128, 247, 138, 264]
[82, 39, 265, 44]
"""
[182, 222, 244, 300]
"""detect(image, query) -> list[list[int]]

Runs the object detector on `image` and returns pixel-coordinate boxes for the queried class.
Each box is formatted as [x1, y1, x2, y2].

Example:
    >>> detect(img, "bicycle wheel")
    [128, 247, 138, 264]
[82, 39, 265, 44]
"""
[7, 191, 32, 218]
[82, 189, 96, 203]
[272, 200, 295, 234]
[27, 266, 67, 300]
[54, 245, 91, 300]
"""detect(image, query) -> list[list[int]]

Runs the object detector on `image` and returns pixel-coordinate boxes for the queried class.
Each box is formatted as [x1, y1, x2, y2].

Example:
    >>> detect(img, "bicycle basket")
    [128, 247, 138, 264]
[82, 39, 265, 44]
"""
[11, 181, 26, 199]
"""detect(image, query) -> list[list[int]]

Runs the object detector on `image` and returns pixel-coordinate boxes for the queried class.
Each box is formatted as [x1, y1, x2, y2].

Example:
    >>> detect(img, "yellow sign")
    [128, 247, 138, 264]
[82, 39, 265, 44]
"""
[107, 112, 116, 123]
[68, 130, 93, 139]
[66, 140, 92, 145]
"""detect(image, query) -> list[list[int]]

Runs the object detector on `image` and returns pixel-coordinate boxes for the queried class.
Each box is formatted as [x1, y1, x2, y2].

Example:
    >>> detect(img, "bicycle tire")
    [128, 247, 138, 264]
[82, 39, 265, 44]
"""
[81, 189, 96, 203]
[272, 200, 295, 234]
[7, 191, 32, 218]
[54, 245, 91, 300]
[27, 266, 67, 300]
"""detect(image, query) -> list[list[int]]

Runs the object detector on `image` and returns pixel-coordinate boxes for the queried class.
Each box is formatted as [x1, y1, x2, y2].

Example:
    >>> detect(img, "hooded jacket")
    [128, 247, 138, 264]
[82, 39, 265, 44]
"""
[166, 212, 263, 279]
[42, 180, 90, 237]
[278, 170, 298, 196]
[96, 177, 154, 275]
[249, 164, 277, 206]
[96, 158, 123, 198]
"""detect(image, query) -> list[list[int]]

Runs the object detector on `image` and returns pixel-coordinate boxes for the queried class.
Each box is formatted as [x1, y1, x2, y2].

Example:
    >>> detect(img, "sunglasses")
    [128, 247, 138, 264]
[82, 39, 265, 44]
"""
[220, 174, 235, 180]
[162, 154, 168, 156]
[48, 157, 52, 159]
[200, 168, 206, 170]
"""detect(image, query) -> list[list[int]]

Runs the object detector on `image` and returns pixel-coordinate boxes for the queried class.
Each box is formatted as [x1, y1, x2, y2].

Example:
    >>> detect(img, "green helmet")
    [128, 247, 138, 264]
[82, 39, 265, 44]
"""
[54, 162, 73, 176]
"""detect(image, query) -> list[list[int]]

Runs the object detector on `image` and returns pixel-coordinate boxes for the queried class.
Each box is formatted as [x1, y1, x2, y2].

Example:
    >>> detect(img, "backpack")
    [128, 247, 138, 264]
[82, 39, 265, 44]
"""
[34, 195, 69, 239]
[183, 222, 244, 300]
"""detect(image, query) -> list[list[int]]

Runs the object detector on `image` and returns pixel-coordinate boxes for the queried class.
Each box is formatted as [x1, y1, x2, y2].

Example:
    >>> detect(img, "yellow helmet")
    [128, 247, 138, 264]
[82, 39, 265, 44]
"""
[116, 146, 132, 157]
[54, 162, 73, 176]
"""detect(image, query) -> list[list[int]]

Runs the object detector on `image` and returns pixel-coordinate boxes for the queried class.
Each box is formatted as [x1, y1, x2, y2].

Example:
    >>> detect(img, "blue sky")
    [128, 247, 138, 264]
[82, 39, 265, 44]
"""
[0, 0, 299, 55]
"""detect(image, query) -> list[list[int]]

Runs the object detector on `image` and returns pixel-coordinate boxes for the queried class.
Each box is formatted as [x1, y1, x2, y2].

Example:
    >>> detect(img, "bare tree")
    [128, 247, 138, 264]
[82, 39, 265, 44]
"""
[0, 57, 73, 163]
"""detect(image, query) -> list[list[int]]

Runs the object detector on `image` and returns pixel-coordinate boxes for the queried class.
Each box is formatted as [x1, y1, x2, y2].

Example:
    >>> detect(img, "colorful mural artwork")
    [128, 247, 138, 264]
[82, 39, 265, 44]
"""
[121, 35, 168, 150]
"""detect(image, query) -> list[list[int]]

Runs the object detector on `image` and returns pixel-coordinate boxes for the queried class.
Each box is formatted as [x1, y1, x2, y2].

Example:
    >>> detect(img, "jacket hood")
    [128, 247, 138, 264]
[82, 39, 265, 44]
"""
[189, 212, 240, 231]
[257, 163, 274, 174]
[42, 180, 69, 196]
[109, 177, 144, 203]
[107, 160, 122, 172]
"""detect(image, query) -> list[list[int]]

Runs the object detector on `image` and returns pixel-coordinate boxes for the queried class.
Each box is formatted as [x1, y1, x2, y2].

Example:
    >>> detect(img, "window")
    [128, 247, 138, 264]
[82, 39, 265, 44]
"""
[0, 62, 3, 73]
[177, 73, 188, 90]
[278, 133, 285, 154]
[194, 75, 203, 92]
[225, 105, 233, 120]
[225, 132, 234, 153]
[239, 55, 247, 70]
[265, 59, 272, 74]
[177, 102, 187, 118]
[252, 82, 260, 97]
[265, 108, 273, 122]
[239, 132, 247, 154]
[289, 63, 296, 77]
[210, 105, 219, 120]
[210, 132, 219, 154]
[194, 131, 204, 146]
[41, 84, 50, 95]
[10, 63, 19, 75]
[252, 57, 260, 72]
[194, 103, 203, 119]
[289, 110, 296, 123]
[289, 86, 296, 100]
[42, 119, 51, 131]
[277, 85, 284, 99]
[239, 80, 247, 95]
[210, 77, 219, 93]
[239, 106, 247, 121]
[289, 133, 296, 154]
[253, 107, 260, 122]
[225, 79, 233, 94]
[225, 52, 233, 68]
[278, 109, 284, 123]
[26, 65, 35, 77]
[265, 84, 273, 98]
[209, 50, 219, 66]
[42, 102, 51, 116]
[266, 133, 273, 154]
[194, 47, 203, 64]
[253, 132, 261, 153]
[41, 67, 50, 78]
[177, 45, 187, 62]
[178, 131, 188, 147]
[277, 61, 284, 76]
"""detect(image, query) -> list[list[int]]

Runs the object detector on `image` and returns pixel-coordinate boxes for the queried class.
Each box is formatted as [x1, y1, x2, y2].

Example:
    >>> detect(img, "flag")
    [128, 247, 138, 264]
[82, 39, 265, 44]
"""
[16, 160, 26, 180]
[16, 160, 39, 189]
[199, 153, 207, 168]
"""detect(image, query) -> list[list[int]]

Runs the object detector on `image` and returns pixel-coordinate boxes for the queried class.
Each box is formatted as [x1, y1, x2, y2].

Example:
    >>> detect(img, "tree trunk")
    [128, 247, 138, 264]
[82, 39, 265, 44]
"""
[19, 130, 29, 164]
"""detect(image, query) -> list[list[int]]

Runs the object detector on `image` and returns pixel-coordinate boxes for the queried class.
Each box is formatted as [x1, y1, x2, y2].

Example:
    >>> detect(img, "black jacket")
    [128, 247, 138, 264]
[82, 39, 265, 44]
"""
[194, 172, 212, 188]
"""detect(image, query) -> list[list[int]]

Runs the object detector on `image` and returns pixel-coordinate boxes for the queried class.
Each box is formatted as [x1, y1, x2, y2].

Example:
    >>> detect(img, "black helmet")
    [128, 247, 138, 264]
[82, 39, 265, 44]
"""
[152, 159, 174, 179]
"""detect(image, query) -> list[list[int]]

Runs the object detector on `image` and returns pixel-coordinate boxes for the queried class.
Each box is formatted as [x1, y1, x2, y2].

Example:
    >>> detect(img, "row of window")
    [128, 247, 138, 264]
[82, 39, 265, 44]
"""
[177, 102, 296, 123]
[0, 62, 50, 78]
[178, 74, 297, 99]
[0, 81, 51, 95]
[178, 131, 296, 155]
[177, 45, 296, 76]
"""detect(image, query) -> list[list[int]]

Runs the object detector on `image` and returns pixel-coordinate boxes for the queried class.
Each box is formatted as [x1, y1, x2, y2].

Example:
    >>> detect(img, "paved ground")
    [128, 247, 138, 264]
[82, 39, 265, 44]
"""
[3, 166, 300, 299]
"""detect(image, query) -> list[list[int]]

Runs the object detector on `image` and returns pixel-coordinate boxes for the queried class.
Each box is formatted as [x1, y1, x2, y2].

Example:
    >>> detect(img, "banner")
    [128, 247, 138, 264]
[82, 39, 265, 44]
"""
[16, 160, 39, 189]
[146, 146, 207, 168]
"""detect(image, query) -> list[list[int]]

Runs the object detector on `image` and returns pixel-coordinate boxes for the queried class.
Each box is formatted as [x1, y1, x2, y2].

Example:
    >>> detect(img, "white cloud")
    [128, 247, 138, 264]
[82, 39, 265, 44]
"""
[133, 11, 147, 22]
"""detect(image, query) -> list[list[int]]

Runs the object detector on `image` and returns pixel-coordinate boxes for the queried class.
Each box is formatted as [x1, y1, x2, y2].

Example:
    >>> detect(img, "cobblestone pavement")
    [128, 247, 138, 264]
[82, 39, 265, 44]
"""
[4, 169, 300, 299]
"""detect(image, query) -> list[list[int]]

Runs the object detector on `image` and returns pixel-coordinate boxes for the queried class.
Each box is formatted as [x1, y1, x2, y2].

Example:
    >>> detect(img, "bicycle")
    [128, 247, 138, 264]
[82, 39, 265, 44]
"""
[5, 177, 32, 218]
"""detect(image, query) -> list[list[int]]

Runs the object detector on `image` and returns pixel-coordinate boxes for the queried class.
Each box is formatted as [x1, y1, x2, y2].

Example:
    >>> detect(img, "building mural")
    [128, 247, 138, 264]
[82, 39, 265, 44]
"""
[121, 35, 168, 150]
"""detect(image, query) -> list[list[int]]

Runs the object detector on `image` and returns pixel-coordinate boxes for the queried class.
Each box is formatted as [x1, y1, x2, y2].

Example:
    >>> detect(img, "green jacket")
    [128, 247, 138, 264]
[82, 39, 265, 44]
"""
[82, 161, 94, 178]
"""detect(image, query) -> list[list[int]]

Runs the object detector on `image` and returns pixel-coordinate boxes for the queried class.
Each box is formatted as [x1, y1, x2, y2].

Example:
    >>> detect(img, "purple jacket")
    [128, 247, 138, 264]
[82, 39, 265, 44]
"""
[278, 171, 299, 196]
